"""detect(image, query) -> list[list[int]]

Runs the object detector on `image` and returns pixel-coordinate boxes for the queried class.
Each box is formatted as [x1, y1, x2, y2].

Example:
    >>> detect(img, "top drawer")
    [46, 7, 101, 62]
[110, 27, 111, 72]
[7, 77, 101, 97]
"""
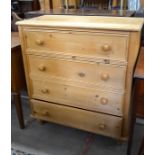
[24, 29, 129, 61]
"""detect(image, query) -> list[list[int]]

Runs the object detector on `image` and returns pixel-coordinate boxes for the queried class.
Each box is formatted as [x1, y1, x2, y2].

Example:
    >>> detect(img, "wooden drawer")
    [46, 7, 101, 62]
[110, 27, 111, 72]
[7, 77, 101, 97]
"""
[25, 29, 129, 61]
[30, 79, 124, 116]
[31, 99, 123, 138]
[28, 55, 126, 90]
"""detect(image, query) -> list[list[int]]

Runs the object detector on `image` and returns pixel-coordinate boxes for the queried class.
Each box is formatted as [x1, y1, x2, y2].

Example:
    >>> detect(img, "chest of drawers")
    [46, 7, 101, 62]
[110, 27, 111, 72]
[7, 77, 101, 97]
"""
[17, 15, 143, 140]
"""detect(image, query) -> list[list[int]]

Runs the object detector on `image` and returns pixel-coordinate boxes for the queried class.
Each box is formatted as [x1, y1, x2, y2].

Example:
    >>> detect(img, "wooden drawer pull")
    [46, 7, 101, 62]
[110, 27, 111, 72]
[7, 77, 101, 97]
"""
[101, 73, 109, 81]
[36, 39, 44, 45]
[101, 44, 111, 52]
[78, 72, 85, 77]
[33, 111, 37, 114]
[41, 89, 49, 94]
[99, 123, 105, 130]
[100, 98, 108, 105]
[38, 65, 46, 71]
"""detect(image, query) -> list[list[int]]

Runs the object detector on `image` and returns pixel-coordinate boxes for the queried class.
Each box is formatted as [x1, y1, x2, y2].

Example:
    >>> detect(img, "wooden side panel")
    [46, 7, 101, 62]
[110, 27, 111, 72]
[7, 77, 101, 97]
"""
[18, 26, 32, 98]
[31, 99, 123, 139]
[122, 31, 141, 138]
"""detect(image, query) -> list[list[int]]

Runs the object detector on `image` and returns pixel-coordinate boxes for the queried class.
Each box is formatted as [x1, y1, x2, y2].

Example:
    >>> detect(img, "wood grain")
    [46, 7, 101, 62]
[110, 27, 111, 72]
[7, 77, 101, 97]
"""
[28, 54, 127, 90]
[30, 78, 124, 116]
[122, 31, 141, 138]
[24, 29, 129, 61]
[52, 0, 63, 9]
[31, 99, 123, 139]
[16, 15, 144, 31]
[17, 15, 143, 140]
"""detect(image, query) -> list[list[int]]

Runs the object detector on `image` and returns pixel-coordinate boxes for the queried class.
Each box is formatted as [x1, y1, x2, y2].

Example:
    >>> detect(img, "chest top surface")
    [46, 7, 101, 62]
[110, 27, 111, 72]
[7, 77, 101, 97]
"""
[17, 15, 143, 31]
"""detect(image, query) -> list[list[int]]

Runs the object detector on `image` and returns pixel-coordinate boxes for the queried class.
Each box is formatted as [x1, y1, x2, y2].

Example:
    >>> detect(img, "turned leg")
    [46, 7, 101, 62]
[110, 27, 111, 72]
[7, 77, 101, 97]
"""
[13, 92, 25, 129]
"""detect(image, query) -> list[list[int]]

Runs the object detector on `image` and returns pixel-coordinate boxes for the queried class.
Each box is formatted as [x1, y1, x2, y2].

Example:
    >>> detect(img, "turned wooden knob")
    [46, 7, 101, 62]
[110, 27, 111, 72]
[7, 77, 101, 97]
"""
[33, 111, 37, 114]
[100, 98, 108, 105]
[42, 110, 49, 116]
[101, 44, 111, 52]
[41, 89, 49, 94]
[101, 73, 109, 81]
[38, 65, 46, 71]
[78, 72, 85, 77]
[36, 39, 44, 45]
[99, 123, 105, 130]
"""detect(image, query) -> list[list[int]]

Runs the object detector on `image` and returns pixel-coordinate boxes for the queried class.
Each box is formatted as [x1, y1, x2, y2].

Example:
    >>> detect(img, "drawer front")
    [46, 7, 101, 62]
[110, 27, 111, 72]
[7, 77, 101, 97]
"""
[28, 55, 126, 90]
[31, 79, 124, 116]
[31, 99, 123, 138]
[25, 30, 128, 61]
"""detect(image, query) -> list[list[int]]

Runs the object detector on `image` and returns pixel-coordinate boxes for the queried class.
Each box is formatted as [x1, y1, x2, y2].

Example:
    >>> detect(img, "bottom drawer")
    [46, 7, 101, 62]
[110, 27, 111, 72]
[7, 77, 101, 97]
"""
[31, 99, 123, 139]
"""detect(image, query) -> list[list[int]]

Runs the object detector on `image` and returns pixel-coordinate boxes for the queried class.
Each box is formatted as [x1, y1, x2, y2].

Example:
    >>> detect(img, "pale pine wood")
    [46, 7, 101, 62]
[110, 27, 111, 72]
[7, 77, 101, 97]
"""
[31, 99, 123, 139]
[18, 27, 33, 98]
[28, 54, 127, 90]
[44, 0, 51, 12]
[17, 15, 143, 140]
[64, 0, 77, 9]
[24, 29, 129, 61]
[68, 0, 77, 8]
[39, 0, 51, 11]
[39, 0, 45, 10]
[52, 0, 79, 9]
[121, 31, 141, 138]
[16, 15, 144, 31]
[30, 78, 124, 116]
[52, 0, 63, 9]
